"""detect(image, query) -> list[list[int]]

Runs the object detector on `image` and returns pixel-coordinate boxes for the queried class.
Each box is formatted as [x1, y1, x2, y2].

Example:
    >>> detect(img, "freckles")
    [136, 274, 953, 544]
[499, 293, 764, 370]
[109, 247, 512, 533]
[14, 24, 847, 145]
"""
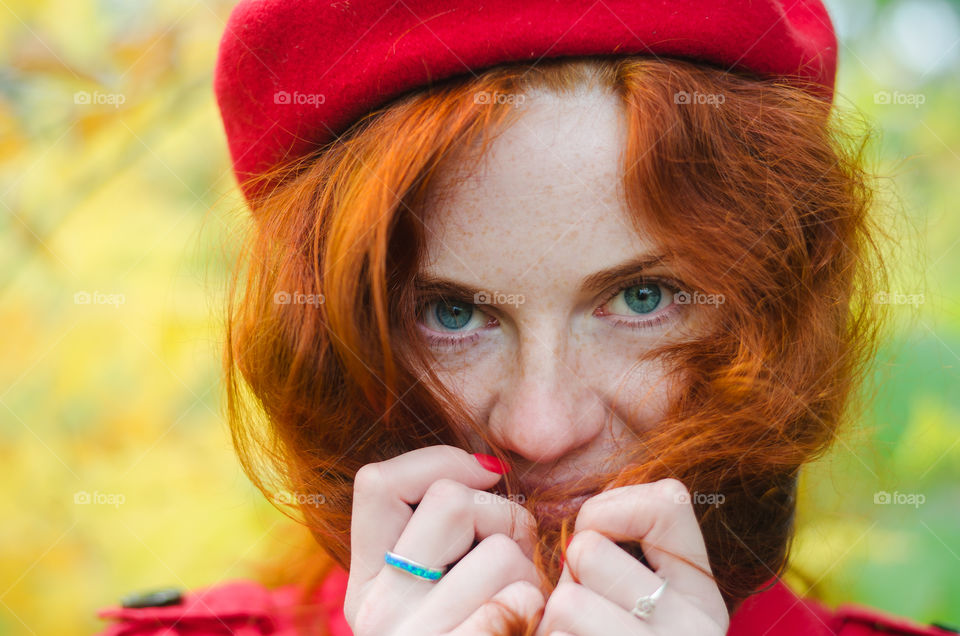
[429, 352, 480, 376]
[433, 358, 502, 423]
[593, 351, 676, 431]
[615, 381, 674, 433]
[429, 347, 502, 391]
[423, 364, 477, 411]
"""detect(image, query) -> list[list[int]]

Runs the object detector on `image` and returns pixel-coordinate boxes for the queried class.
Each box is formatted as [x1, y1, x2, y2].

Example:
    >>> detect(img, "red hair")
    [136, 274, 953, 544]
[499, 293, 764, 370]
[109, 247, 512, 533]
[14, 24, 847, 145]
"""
[222, 57, 888, 635]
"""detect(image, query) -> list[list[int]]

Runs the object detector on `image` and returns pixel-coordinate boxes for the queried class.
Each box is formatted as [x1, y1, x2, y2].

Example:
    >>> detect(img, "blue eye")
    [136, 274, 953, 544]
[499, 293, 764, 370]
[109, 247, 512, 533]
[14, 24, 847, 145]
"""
[606, 282, 672, 316]
[434, 300, 473, 330]
[416, 297, 491, 351]
[622, 283, 662, 314]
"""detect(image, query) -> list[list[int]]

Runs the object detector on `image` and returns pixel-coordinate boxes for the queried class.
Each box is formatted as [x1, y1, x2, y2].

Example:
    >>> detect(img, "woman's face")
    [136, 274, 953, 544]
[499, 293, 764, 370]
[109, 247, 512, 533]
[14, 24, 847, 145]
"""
[415, 86, 710, 495]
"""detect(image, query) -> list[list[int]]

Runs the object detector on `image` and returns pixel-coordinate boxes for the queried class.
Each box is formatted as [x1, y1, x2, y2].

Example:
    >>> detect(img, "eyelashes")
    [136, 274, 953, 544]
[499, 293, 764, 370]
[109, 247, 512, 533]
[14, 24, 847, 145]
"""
[415, 277, 685, 352]
[417, 327, 484, 352]
[593, 276, 681, 330]
[415, 296, 494, 351]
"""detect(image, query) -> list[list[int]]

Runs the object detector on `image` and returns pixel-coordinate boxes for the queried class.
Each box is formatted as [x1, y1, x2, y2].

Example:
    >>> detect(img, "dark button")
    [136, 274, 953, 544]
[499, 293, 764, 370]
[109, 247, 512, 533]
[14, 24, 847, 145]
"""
[120, 587, 183, 609]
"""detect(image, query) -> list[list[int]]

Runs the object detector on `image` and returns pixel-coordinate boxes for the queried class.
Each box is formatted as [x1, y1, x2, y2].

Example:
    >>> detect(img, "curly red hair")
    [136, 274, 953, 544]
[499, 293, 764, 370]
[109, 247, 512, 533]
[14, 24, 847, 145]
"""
[222, 57, 888, 635]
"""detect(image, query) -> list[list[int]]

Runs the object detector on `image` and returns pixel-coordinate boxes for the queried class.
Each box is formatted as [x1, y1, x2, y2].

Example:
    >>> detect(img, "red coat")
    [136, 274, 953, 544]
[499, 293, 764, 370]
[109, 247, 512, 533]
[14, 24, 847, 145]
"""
[94, 566, 958, 635]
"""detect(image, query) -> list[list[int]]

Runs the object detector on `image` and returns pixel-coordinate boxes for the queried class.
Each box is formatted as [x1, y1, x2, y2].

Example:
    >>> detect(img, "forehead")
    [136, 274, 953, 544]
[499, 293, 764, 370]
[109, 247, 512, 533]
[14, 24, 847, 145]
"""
[418, 88, 657, 287]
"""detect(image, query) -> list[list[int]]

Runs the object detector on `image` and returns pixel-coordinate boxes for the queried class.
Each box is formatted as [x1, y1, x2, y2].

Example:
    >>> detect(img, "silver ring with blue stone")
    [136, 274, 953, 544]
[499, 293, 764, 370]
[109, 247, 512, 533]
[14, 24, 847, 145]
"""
[384, 550, 449, 582]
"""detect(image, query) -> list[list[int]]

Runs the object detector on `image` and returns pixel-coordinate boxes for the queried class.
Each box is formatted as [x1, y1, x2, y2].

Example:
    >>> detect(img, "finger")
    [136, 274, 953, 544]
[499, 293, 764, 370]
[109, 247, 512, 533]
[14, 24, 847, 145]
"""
[446, 579, 545, 636]
[534, 582, 655, 636]
[413, 533, 541, 630]
[573, 478, 722, 611]
[350, 445, 509, 584]
[564, 529, 723, 634]
[390, 478, 537, 569]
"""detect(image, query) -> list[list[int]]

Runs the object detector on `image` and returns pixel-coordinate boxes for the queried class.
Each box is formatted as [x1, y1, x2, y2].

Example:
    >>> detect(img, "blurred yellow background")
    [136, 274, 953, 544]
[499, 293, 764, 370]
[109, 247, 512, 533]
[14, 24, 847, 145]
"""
[1, 0, 958, 634]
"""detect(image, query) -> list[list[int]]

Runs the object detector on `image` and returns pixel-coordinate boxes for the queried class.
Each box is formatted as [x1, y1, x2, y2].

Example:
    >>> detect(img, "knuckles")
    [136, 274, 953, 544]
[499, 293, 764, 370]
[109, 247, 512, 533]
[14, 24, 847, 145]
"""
[574, 477, 694, 538]
[540, 581, 581, 626]
[580, 477, 691, 510]
[347, 575, 395, 635]
[476, 531, 519, 554]
[420, 477, 472, 516]
[470, 532, 531, 578]
[352, 463, 385, 499]
[500, 579, 547, 613]
[655, 477, 692, 506]
[564, 529, 606, 568]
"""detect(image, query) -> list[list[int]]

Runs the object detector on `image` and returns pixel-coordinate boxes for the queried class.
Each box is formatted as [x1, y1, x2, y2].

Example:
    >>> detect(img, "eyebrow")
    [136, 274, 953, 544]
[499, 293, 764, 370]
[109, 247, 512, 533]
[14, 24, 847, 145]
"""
[413, 252, 669, 299]
[578, 252, 669, 292]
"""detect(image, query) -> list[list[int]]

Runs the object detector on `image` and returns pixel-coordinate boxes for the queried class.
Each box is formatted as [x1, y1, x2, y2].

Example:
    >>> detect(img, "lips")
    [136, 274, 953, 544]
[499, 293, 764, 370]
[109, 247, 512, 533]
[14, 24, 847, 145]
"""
[486, 475, 602, 522]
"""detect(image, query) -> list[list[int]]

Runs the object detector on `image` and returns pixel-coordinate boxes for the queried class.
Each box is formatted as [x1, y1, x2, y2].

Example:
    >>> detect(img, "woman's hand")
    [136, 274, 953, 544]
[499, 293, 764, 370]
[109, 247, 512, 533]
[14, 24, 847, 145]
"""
[344, 445, 546, 635]
[535, 478, 729, 636]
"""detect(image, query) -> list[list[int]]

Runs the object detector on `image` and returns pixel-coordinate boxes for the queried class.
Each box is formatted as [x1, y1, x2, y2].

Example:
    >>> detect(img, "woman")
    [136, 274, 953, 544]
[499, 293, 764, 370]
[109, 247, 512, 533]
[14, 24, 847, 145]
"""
[95, 0, 958, 634]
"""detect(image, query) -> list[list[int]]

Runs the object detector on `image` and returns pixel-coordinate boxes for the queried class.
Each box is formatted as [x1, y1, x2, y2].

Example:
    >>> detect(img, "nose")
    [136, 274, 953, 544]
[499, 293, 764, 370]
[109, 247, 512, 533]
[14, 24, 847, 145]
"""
[486, 323, 607, 465]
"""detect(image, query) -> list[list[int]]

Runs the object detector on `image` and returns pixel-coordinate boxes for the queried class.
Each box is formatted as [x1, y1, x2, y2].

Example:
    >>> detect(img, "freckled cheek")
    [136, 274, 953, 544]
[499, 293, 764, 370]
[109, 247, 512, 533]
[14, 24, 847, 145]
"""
[571, 337, 675, 427]
[425, 341, 678, 433]
[423, 351, 503, 413]
[607, 360, 678, 432]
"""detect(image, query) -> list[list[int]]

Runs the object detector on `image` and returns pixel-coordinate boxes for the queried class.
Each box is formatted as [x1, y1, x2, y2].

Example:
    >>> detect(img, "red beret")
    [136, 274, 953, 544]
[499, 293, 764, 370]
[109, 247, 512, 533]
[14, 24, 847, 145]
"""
[214, 0, 838, 200]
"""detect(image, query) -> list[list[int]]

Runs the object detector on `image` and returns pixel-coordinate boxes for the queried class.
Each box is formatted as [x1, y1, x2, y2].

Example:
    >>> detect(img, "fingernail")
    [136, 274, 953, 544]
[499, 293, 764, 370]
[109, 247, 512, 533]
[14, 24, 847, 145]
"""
[473, 453, 510, 474]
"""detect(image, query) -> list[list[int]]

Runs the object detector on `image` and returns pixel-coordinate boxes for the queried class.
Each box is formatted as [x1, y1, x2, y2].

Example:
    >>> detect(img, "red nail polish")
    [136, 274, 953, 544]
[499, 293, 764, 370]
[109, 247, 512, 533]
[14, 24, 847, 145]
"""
[473, 453, 510, 474]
